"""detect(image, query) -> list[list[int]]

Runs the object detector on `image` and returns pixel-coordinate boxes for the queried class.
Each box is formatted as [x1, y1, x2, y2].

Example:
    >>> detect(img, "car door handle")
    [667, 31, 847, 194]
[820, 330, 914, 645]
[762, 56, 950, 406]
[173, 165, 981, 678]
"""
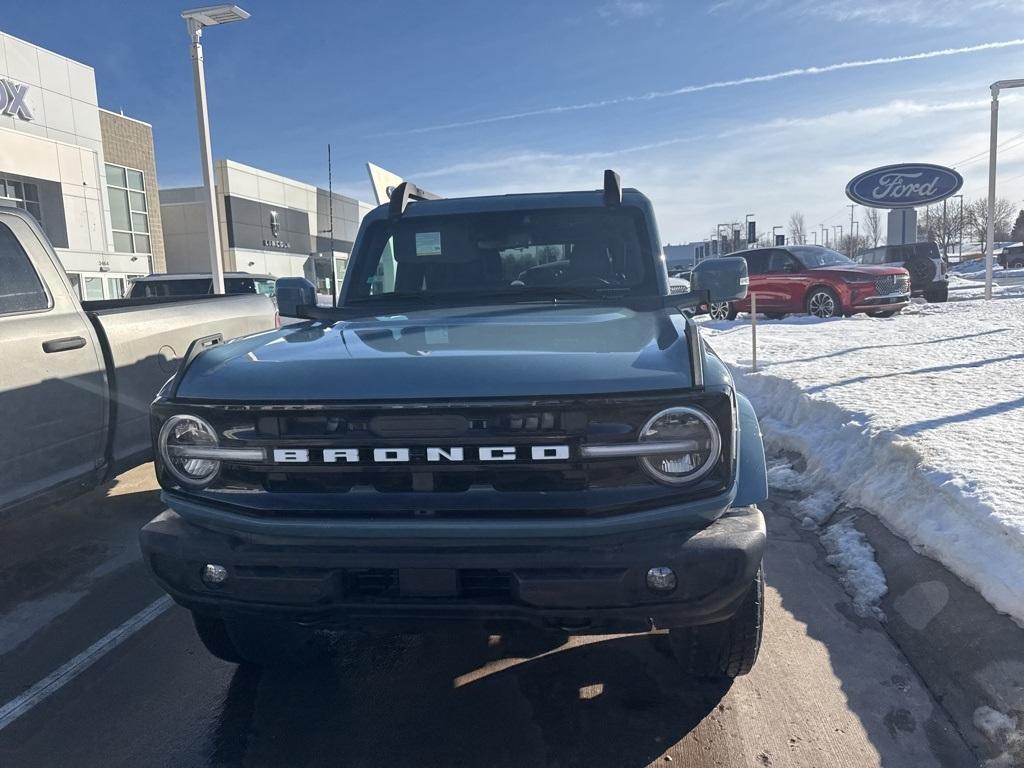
[42, 336, 87, 353]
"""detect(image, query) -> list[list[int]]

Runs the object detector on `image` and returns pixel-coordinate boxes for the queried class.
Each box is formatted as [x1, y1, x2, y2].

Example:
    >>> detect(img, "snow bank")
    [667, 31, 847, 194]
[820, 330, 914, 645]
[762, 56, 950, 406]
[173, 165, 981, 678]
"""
[973, 706, 1024, 768]
[703, 296, 1024, 625]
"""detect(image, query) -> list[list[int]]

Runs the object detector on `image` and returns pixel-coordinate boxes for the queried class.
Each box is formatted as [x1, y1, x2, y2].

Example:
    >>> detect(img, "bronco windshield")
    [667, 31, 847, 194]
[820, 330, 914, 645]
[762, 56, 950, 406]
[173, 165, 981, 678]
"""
[790, 246, 854, 268]
[345, 207, 658, 304]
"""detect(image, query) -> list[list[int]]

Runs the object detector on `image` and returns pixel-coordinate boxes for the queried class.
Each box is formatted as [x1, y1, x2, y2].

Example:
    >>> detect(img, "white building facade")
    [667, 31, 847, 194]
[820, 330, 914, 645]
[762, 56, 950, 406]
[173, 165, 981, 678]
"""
[160, 160, 375, 298]
[0, 30, 164, 299]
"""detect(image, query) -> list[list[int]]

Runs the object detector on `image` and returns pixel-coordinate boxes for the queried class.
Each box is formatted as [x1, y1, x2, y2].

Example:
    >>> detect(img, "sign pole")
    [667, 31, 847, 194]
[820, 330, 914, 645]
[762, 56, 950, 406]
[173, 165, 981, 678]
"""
[750, 293, 757, 372]
[986, 86, 999, 301]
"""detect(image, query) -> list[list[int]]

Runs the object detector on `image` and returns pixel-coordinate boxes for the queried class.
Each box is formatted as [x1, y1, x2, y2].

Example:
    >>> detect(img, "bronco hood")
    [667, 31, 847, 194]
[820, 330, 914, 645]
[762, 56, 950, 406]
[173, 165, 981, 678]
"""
[174, 304, 696, 402]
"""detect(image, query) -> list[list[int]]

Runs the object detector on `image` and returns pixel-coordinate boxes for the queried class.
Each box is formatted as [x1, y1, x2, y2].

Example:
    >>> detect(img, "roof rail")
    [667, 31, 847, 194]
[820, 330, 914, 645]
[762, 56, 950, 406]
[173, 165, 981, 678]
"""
[388, 181, 443, 218]
[603, 169, 622, 207]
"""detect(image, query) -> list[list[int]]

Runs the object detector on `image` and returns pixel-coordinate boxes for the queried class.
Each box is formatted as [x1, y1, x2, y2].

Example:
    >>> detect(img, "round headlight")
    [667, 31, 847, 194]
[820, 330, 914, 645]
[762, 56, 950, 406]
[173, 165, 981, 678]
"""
[639, 407, 721, 485]
[158, 414, 221, 486]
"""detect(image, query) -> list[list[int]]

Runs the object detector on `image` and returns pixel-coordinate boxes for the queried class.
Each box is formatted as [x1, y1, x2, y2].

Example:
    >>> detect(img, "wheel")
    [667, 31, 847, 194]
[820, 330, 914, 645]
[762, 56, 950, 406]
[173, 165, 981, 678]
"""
[923, 284, 948, 303]
[707, 301, 737, 321]
[191, 612, 246, 664]
[868, 310, 899, 318]
[1010, 258, 1024, 269]
[906, 256, 936, 286]
[218, 616, 330, 667]
[669, 567, 764, 679]
[806, 287, 840, 318]
[765, 312, 786, 320]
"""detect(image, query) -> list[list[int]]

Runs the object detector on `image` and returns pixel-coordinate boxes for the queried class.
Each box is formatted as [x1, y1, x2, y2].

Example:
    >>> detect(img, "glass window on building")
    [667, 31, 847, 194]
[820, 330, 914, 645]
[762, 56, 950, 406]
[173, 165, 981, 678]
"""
[0, 178, 43, 225]
[105, 163, 150, 255]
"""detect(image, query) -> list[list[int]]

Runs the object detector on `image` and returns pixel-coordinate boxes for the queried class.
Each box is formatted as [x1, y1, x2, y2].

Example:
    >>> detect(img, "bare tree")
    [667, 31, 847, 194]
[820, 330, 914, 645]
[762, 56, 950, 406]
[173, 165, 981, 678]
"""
[918, 204, 966, 257]
[862, 208, 883, 248]
[787, 211, 806, 245]
[966, 197, 1016, 243]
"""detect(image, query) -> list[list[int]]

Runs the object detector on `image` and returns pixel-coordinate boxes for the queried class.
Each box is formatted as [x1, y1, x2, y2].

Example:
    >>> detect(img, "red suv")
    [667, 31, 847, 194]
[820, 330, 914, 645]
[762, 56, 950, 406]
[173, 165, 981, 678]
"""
[707, 245, 911, 320]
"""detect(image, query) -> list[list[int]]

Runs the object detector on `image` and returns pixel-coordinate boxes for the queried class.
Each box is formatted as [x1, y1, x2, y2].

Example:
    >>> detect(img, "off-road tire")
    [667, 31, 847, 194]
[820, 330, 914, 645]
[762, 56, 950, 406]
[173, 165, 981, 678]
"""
[222, 617, 330, 667]
[192, 612, 246, 664]
[806, 287, 840, 318]
[707, 301, 737, 321]
[924, 283, 949, 303]
[670, 566, 764, 679]
[906, 256, 936, 287]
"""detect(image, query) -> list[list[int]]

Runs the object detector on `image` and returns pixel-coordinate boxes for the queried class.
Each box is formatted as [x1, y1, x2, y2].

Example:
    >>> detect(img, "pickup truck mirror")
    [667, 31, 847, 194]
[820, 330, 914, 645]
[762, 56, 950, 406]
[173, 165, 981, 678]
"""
[275, 277, 317, 317]
[690, 257, 749, 302]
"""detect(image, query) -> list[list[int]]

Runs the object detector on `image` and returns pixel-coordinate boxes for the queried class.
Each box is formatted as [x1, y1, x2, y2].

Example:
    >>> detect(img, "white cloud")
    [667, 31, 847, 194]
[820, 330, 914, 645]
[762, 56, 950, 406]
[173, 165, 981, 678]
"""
[394, 39, 1024, 135]
[711, 0, 1024, 28]
[598, 1, 661, 21]
[406, 93, 1024, 242]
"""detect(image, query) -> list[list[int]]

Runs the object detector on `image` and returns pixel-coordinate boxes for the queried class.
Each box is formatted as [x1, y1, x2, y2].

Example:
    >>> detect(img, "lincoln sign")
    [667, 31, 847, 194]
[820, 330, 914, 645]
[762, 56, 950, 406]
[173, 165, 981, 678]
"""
[845, 163, 963, 209]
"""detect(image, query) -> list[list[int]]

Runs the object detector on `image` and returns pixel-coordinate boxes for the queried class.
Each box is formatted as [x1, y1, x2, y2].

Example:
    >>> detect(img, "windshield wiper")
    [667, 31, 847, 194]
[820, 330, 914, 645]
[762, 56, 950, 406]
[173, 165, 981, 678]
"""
[347, 292, 444, 304]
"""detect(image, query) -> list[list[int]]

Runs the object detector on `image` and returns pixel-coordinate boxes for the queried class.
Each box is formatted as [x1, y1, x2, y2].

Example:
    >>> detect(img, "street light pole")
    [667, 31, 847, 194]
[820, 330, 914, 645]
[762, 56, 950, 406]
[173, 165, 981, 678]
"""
[986, 79, 1024, 299]
[848, 204, 856, 257]
[182, 5, 250, 294]
[954, 194, 964, 259]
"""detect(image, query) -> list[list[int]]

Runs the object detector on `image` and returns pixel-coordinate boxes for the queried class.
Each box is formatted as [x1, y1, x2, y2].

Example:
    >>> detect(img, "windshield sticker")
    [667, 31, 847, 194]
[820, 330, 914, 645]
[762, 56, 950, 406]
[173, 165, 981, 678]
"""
[425, 326, 450, 345]
[415, 232, 442, 256]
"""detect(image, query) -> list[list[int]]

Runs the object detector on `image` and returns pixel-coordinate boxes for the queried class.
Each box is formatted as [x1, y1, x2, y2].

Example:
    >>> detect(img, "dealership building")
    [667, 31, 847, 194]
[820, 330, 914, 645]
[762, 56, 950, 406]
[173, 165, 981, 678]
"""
[160, 160, 375, 296]
[0, 30, 165, 299]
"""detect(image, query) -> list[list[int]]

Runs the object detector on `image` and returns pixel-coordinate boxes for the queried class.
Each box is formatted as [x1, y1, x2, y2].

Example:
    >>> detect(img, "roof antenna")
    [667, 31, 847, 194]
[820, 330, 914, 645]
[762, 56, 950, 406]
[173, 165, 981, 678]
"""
[603, 169, 622, 207]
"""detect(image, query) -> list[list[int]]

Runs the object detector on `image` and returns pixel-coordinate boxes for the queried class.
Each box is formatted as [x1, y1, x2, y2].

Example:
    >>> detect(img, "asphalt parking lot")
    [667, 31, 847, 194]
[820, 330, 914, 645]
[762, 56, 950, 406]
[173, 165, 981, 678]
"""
[0, 465, 978, 768]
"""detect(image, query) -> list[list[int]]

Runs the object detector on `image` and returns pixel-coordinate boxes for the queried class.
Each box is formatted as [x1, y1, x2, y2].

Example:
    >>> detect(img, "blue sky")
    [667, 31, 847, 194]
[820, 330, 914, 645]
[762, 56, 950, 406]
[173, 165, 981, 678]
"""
[5, 0, 1024, 241]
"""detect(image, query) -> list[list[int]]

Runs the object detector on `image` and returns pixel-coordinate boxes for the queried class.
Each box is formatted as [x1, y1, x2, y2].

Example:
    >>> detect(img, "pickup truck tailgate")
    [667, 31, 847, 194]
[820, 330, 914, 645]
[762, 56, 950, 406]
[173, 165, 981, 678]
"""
[87, 294, 276, 471]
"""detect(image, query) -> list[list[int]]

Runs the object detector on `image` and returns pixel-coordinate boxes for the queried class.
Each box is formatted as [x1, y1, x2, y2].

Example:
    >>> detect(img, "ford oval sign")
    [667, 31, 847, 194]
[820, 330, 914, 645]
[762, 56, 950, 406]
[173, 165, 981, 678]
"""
[846, 163, 963, 209]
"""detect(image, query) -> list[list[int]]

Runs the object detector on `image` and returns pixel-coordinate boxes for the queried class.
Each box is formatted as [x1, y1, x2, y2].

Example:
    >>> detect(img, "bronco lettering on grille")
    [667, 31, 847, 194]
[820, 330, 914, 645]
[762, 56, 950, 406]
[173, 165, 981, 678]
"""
[271, 445, 571, 464]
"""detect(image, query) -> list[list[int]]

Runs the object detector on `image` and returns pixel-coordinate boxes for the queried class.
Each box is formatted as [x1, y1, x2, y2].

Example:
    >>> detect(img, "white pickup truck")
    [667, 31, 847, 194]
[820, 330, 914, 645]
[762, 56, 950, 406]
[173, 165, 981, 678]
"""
[0, 205, 278, 514]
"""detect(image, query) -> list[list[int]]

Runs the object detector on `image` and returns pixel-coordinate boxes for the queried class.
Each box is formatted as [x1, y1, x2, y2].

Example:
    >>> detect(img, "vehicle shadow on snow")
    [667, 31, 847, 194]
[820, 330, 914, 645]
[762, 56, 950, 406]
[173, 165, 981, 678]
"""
[207, 630, 730, 768]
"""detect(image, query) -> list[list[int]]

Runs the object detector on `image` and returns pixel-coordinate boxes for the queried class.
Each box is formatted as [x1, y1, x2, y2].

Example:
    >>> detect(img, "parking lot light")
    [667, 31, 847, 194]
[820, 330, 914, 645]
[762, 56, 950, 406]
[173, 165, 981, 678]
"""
[181, 4, 250, 295]
[986, 79, 1024, 299]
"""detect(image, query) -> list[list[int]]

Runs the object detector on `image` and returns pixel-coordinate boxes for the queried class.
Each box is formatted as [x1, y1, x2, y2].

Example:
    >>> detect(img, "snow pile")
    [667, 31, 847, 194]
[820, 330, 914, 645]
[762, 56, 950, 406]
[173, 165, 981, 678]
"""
[767, 458, 885, 616]
[765, 460, 803, 492]
[973, 706, 1024, 768]
[820, 519, 888, 621]
[703, 296, 1024, 625]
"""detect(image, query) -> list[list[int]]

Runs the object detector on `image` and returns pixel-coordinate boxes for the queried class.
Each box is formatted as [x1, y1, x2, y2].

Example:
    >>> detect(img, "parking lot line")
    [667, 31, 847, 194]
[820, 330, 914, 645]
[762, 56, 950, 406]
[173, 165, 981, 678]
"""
[0, 596, 172, 732]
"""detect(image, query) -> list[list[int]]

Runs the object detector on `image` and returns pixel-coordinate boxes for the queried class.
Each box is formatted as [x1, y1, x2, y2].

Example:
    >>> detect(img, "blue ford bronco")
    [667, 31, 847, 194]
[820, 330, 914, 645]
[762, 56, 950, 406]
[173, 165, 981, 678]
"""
[140, 171, 769, 678]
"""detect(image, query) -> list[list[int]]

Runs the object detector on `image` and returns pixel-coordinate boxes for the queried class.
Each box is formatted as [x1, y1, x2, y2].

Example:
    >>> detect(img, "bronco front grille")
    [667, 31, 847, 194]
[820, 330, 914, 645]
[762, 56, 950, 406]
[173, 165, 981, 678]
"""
[874, 275, 910, 295]
[158, 392, 736, 518]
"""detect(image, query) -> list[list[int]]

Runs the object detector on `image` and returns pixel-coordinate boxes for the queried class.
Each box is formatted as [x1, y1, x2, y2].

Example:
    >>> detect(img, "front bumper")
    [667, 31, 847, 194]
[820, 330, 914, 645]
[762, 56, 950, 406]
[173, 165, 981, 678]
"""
[140, 505, 765, 633]
[849, 292, 911, 312]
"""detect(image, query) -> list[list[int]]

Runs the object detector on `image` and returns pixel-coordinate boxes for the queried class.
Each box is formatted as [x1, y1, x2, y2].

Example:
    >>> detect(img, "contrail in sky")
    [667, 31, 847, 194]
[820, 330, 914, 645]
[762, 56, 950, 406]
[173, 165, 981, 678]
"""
[400, 38, 1024, 135]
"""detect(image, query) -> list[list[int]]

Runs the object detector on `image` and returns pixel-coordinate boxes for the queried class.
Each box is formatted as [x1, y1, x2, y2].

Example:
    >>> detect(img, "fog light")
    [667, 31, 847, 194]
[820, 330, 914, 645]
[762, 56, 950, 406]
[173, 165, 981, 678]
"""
[646, 566, 677, 592]
[201, 563, 228, 585]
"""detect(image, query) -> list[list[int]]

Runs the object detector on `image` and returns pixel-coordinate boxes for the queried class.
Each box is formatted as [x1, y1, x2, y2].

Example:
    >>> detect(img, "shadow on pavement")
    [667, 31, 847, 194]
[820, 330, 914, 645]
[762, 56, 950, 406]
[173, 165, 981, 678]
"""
[208, 630, 730, 768]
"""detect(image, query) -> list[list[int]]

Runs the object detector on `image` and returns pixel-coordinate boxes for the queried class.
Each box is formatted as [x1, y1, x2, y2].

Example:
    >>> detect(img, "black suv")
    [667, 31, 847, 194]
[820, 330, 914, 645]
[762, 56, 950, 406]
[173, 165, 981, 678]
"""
[998, 245, 1024, 269]
[856, 241, 948, 302]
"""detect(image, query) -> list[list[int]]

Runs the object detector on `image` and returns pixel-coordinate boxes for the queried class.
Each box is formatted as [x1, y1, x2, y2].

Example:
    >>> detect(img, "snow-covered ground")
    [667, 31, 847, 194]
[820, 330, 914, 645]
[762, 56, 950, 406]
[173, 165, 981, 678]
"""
[702, 295, 1024, 625]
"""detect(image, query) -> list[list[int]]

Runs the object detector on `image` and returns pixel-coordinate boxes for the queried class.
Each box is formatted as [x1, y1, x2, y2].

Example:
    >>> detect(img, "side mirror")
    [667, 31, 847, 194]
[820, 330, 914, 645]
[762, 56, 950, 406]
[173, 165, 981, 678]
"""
[275, 277, 317, 317]
[691, 257, 749, 302]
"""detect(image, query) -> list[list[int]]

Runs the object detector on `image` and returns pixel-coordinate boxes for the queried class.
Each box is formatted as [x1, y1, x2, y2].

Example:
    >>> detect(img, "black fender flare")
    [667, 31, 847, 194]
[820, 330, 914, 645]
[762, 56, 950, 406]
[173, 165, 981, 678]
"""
[733, 393, 768, 507]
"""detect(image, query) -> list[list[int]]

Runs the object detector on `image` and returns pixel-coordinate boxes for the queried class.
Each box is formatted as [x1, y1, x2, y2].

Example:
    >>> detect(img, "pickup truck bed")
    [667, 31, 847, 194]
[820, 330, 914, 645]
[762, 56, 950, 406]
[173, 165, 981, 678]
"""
[0, 205, 278, 514]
